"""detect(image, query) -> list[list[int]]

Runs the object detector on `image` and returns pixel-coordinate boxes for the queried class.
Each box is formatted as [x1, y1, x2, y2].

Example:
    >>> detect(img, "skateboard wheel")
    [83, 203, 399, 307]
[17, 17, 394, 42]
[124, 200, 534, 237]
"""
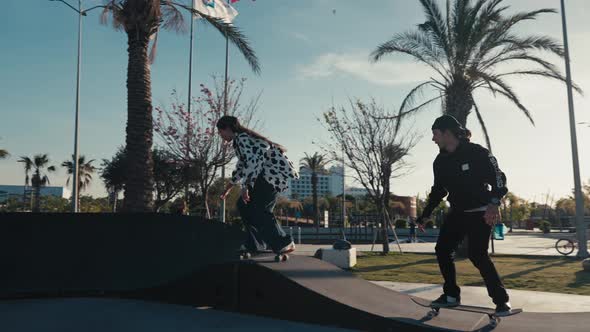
[275, 254, 289, 262]
[489, 318, 499, 327]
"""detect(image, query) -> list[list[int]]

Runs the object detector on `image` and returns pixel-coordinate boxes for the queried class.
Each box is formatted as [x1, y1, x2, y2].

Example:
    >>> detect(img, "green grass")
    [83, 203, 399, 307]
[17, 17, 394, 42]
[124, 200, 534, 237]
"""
[353, 253, 590, 296]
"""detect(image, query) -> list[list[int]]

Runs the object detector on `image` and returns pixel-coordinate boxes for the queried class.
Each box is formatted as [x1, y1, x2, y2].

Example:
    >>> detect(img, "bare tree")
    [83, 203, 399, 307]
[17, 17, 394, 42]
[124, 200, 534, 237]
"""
[154, 77, 260, 218]
[320, 99, 418, 254]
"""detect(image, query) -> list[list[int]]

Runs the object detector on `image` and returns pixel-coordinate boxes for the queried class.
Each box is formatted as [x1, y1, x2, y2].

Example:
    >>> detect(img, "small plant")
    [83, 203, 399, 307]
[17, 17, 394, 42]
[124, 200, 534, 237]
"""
[395, 219, 408, 229]
[538, 220, 551, 234]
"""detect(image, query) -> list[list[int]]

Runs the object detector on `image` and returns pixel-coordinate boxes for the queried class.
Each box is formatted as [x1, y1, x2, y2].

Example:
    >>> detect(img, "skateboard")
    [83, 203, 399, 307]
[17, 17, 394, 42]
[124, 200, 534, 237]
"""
[411, 297, 522, 328]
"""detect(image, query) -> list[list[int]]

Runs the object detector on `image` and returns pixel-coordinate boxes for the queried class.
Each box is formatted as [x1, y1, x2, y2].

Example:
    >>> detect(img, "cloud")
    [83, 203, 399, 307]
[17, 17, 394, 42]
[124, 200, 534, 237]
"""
[296, 52, 435, 86]
[290, 32, 311, 43]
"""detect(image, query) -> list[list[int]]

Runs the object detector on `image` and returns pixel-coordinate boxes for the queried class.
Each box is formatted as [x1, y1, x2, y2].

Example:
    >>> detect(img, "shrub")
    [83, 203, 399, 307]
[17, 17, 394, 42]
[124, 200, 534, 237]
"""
[395, 219, 408, 229]
[538, 220, 551, 234]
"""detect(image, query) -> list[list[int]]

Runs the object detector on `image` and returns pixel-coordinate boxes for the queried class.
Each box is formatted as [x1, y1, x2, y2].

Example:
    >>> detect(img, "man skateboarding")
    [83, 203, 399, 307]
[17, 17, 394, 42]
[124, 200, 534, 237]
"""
[416, 115, 511, 314]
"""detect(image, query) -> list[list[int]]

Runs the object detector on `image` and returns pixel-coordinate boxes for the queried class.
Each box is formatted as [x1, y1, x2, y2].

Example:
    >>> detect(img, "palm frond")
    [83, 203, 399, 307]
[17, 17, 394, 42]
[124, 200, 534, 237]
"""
[161, 1, 186, 33]
[171, 3, 260, 74]
[33, 154, 49, 168]
[370, 34, 451, 83]
[482, 53, 560, 76]
[450, 0, 470, 61]
[495, 70, 583, 94]
[457, 0, 488, 65]
[399, 81, 439, 116]
[100, 1, 124, 31]
[472, 101, 492, 151]
[464, 0, 508, 64]
[375, 94, 444, 121]
[418, 0, 451, 59]
[478, 73, 535, 125]
[499, 8, 557, 32]
[499, 35, 563, 57]
[42, 175, 51, 186]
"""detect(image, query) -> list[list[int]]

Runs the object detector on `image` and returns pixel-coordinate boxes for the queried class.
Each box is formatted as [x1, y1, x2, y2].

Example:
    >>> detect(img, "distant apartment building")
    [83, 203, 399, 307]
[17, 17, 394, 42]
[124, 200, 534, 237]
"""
[0, 185, 70, 203]
[285, 166, 344, 199]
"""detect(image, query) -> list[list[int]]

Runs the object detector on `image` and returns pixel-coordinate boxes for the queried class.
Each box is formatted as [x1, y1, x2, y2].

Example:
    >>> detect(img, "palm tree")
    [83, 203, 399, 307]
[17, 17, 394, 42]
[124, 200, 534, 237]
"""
[62, 155, 97, 208]
[17, 154, 56, 212]
[100, 147, 128, 212]
[0, 138, 8, 160]
[17, 156, 33, 211]
[300, 152, 330, 230]
[99, 0, 260, 211]
[371, 0, 580, 150]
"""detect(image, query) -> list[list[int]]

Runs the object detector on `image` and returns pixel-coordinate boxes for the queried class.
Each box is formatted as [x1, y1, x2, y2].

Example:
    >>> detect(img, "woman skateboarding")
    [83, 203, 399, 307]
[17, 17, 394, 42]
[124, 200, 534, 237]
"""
[217, 116, 299, 260]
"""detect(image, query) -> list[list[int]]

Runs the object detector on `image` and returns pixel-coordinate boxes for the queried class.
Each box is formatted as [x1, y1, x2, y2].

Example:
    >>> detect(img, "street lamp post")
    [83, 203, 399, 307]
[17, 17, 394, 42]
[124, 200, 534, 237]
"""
[49, 0, 101, 212]
[560, 0, 588, 258]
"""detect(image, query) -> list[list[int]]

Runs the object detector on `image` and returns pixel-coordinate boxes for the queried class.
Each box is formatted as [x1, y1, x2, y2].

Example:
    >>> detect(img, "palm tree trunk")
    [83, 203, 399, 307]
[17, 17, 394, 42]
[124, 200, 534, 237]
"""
[122, 29, 155, 212]
[33, 183, 40, 213]
[312, 173, 319, 230]
[444, 79, 473, 126]
[201, 185, 211, 219]
[379, 200, 390, 254]
[110, 190, 118, 212]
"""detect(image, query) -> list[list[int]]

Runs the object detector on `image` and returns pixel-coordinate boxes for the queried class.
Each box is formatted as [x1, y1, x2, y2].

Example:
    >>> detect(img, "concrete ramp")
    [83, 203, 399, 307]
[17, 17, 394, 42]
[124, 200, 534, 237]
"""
[1, 213, 589, 331]
[0, 213, 244, 298]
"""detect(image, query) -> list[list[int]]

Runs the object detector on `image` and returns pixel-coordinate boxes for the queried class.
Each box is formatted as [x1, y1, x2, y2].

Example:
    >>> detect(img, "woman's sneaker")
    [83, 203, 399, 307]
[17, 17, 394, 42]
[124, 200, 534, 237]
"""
[495, 302, 512, 315]
[432, 294, 460, 307]
[279, 241, 296, 254]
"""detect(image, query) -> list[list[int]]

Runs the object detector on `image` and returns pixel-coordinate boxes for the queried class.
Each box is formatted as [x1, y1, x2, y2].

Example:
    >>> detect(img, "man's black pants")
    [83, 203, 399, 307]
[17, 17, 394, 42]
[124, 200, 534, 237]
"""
[435, 210, 509, 305]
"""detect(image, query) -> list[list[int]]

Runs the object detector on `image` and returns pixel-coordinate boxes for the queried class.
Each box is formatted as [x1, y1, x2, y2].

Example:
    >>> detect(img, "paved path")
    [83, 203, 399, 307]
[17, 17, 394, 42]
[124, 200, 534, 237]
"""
[0, 298, 354, 332]
[293, 232, 581, 256]
[371, 281, 590, 313]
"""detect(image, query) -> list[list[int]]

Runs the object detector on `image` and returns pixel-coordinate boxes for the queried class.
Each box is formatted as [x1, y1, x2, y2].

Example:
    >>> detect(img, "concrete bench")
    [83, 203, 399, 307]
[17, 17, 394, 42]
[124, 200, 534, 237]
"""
[319, 248, 357, 269]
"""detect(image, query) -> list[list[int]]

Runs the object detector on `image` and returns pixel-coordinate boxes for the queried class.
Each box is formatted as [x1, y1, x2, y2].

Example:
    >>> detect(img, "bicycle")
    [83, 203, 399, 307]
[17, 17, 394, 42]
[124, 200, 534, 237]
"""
[555, 238, 577, 255]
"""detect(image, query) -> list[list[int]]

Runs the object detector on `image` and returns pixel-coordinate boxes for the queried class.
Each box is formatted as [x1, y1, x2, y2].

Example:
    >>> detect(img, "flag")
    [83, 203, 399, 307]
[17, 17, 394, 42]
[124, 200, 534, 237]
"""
[192, 0, 238, 23]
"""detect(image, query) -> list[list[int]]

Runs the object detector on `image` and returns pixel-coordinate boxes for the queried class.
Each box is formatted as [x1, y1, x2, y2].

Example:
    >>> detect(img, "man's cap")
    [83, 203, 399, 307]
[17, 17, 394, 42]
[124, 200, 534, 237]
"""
[431, 114, 464, 131]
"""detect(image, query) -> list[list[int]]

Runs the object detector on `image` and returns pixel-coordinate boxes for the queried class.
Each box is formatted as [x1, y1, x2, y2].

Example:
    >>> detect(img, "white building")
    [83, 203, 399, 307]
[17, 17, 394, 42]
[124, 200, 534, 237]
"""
[285, 166, 344, 199]
[347, 187, 369, 198]
[0, 185, 70, 203]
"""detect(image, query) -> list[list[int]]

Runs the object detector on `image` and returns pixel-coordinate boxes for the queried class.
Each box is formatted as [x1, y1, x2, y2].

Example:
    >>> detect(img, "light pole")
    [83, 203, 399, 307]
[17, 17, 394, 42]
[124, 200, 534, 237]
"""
[341, 145, 346, 238]
[560, 0, 588, 258]
[49, 0, 101, 212]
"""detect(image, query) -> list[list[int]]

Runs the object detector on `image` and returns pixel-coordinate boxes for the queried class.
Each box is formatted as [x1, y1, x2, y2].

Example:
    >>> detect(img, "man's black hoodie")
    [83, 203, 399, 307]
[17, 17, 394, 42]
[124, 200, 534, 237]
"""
[421, 141, 508, 218]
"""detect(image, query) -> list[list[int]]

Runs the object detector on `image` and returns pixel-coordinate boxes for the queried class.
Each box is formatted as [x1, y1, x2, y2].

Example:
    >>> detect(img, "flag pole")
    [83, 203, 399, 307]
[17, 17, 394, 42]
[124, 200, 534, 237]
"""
[220, 32, 229, 223]
[185, 1, 196, 210]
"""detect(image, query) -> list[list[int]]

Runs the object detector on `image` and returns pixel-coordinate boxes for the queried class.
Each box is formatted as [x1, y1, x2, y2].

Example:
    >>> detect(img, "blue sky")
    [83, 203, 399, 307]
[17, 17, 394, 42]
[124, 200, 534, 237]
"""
[1, 0, 589, 203]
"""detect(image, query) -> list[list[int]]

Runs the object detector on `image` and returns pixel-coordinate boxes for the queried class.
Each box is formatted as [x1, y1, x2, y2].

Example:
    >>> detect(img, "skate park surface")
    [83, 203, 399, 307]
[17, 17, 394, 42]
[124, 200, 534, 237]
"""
[1, 213, 589, 331]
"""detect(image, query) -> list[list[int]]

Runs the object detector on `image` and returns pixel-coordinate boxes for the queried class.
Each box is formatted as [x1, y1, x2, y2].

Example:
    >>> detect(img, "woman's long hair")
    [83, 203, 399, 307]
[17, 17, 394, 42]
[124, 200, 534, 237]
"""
[216, 115, 287, 152]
